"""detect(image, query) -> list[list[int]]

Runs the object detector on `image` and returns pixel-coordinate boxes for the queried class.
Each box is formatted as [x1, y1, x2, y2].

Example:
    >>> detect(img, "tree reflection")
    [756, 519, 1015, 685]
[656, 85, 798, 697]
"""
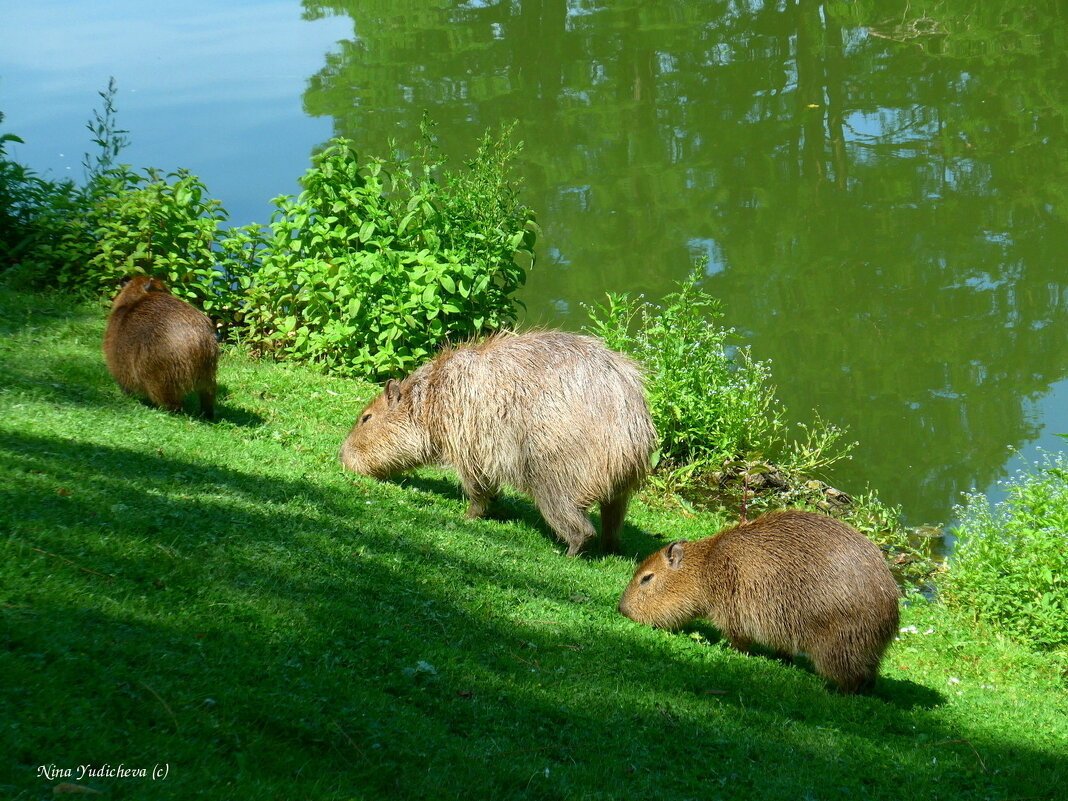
[300, 0, 1068, 523]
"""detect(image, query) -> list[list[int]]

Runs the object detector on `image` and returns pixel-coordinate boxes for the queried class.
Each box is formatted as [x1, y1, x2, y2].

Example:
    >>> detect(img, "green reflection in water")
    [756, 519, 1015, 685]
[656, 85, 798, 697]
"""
[300, 0, 1068, 524]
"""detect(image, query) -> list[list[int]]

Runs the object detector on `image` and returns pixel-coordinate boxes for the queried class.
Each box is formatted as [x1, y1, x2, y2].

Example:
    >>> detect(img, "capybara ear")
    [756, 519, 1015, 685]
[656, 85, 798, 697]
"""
[666, 540, 688, 570]
[384, 378, 403, 407]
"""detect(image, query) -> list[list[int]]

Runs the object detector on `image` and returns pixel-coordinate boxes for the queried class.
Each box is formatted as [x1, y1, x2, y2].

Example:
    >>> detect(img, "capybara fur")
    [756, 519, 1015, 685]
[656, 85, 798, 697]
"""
[618, 510, 901, 693]
[103, 275, 219, 418]
[340, 331, 657, 556]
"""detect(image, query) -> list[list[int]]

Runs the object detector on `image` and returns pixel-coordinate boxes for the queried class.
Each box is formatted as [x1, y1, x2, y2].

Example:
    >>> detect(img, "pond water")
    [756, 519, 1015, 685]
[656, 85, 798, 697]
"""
[4, 0, 1067, 526]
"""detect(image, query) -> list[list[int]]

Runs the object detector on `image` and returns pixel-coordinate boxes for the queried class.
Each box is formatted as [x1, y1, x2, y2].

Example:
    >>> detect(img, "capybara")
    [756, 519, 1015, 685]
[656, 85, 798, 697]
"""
[340, 331, 657, 556]
[103, 275, 219, 418]
[618, 510, 901, 693]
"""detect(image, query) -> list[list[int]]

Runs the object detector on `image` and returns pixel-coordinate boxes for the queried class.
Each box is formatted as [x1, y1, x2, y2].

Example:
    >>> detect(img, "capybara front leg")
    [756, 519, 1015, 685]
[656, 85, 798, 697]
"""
[726, 634, 753, 654]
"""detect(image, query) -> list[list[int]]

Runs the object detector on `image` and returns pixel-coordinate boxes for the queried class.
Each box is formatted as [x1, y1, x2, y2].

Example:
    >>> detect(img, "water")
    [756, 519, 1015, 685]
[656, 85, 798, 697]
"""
[4, 0, 1066, 526]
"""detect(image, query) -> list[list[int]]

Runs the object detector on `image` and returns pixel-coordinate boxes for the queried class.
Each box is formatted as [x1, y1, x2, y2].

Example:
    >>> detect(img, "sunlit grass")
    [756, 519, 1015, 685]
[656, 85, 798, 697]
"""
[1, 287, 1065, 800]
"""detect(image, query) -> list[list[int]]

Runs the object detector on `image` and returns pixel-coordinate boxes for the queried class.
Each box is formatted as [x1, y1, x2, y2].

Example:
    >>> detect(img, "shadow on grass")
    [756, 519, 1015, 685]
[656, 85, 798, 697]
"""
[394, 472, 665, 560]
[147, 383, 265, 427]
[1, 430, 1064, 800]
[679, 621, 945, 708]
[0, 290, 263, 429]
[875, 676, 947, 709]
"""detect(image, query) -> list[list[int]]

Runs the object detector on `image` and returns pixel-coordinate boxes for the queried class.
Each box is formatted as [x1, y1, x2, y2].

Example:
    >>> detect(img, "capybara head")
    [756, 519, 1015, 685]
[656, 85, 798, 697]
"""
[339, 378, 432, 478]
[618, 539, 705, 631]
[111, 274, 169, 308]
[618, 511, 901, 693]
[104, 275, 218, 418]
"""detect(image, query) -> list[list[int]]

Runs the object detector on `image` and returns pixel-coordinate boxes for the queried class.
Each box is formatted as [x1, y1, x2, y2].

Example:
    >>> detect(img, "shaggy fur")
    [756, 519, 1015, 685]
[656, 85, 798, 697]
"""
[340, 331, 657, 555]
[103, 276, 218, 418]
[618, 510, 901, 693]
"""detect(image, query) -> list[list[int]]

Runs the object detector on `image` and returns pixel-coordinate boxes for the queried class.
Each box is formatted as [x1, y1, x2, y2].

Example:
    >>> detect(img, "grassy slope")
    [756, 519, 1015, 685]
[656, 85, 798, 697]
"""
[0, 287, 1065, 801]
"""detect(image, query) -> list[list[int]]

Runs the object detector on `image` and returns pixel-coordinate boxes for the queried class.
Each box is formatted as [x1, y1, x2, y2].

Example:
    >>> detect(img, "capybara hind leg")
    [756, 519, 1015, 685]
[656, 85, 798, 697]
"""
[198, 385, 216, 420]
[725, 634, 753, 654]
[148, 384, 184, 414]
[810, 645, 870, 694]
[460, 476, 497, 519]
[598, 491, 631, 553]
[536, 495, 597, 556]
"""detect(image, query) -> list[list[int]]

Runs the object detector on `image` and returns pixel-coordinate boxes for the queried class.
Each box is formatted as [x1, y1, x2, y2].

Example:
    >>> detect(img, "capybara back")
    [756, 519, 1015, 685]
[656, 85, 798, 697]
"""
[103, 276, 218, 418]
[618, 510, 901, 693]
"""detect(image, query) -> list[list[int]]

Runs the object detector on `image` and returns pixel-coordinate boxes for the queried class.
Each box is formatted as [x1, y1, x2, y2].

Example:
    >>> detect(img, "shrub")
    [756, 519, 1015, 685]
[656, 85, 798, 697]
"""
[241, 128, 535, 378]
[942, 452, 1068, 652]
[84, 166, 243, 330]
[0, 115, 97, 289]
[583, 270, 851, 482]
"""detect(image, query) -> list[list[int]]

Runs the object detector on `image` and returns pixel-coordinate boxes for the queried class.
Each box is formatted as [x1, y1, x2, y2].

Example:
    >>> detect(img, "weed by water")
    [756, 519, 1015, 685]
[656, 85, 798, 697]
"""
[943, 454, 1068, 656]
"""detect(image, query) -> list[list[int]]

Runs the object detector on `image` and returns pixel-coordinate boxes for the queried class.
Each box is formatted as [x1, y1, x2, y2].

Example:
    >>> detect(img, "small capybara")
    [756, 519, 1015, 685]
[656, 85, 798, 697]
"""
[340, 331, 657, 556]
[618, 510, 901, 693]
[103, 275, 218, 418]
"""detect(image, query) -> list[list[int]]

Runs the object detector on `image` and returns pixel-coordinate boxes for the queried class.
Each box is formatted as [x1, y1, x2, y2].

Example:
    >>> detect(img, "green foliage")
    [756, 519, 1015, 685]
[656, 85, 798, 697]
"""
[0, 113, 97, 288]
[943, 453, 1068, 653]
[584, 270, 852, 480]
[242, 127, 535, 377]
[4, 86, 534, 354]
[1, 80, 139, 294]
[83, 166, 243, 329]
[81, 76, 130, 182]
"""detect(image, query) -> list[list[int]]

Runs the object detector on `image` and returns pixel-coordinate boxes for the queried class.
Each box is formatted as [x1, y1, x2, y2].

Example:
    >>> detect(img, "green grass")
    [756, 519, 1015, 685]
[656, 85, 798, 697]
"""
[1, 287, 1065, 800]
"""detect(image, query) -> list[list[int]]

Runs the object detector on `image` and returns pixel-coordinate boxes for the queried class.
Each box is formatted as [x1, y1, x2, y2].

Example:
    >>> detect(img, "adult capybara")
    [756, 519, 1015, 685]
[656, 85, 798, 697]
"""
[103, 275, 218, 418]
[340, 331, 657, 556]
[618, 510, 901, 693]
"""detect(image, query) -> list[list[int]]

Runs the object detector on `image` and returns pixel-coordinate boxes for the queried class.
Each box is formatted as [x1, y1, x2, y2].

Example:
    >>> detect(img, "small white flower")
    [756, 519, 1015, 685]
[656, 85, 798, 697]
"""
[948, 677, 961, 685]
[923, 628, 935, 635]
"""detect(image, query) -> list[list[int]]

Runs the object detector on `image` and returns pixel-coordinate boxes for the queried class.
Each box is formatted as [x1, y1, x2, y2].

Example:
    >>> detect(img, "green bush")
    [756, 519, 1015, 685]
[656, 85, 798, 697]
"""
[943, 452, 1068, 652]
[2, 81, 243, 331]
[0, 115, 97, 289]
[5, 85, 535, 353]
[583, 270, 851, 481]
[84, 166, 244, 330]
[240, 128, 536, 377]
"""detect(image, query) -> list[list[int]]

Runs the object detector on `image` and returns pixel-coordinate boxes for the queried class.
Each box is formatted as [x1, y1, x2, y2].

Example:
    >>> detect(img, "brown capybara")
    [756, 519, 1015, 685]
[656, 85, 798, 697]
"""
[103, 275, 219, 418]
[618, 510, 901, 693]
[340, 331, 657, 556]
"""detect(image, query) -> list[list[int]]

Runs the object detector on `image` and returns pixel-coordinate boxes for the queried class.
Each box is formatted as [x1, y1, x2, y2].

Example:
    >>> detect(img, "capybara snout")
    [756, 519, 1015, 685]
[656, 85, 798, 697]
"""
[340, 331, 657, 556]
[103, 275, 219, 418]
[619, 510, 901, 693]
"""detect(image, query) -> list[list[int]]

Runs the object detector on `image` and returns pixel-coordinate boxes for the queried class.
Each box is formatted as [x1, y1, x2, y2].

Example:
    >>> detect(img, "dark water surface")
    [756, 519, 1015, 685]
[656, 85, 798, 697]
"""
[4, 0, 1067, 525]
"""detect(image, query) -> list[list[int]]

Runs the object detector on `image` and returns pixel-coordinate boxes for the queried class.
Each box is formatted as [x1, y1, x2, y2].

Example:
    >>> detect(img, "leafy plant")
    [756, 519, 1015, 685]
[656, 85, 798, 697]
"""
[584, 269, 852, 483]
[82, 166, 242, 329]
[81, 76, 130, 182]
[0, 80, 127, 291]
[241, 126, 536, 377]
[0, 114, 97, 287]
[943, 452, 1068, 653]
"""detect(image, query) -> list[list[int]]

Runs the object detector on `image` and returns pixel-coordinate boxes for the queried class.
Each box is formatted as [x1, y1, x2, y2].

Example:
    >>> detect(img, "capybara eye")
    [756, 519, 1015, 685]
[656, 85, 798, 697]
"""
[640, 573, 654, 584]
[360, 413, 372, 424]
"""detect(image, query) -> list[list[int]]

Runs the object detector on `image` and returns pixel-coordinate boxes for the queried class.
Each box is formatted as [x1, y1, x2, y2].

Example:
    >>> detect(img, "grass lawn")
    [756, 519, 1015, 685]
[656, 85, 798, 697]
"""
[1, 287, 1065, 800]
